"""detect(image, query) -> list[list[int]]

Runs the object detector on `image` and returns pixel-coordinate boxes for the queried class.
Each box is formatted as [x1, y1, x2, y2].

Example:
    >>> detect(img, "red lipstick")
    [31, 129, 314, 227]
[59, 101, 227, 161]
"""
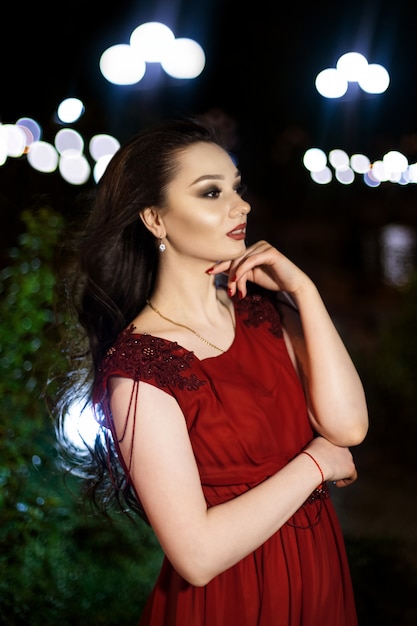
[227, 223, 246, 240]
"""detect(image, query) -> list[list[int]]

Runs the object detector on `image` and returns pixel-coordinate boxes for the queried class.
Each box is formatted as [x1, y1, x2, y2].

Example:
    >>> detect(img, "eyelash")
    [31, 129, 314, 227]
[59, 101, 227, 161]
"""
[203, 183, 247, 199]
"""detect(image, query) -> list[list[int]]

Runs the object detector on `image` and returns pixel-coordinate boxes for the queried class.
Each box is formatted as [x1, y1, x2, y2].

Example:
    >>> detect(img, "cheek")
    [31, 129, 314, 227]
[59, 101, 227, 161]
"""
[168, 207, 222, 234]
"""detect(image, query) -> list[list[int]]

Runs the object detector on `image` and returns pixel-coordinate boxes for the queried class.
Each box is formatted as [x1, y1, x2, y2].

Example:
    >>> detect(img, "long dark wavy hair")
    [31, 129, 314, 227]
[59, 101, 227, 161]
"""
[52, 117, 223, 520]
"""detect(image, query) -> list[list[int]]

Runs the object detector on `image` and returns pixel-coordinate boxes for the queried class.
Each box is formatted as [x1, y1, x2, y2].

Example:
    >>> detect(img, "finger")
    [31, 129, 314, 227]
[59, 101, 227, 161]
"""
[206, 260, 231, 275]
[335, 474, 357, 488]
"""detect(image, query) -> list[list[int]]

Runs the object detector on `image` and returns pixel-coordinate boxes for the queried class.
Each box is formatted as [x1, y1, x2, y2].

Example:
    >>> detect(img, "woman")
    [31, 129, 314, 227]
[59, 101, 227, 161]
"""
[59, 117, 368, 625]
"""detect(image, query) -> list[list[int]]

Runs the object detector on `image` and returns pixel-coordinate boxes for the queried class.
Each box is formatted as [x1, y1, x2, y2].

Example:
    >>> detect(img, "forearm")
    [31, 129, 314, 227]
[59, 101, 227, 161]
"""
[165, 451, 323, 586]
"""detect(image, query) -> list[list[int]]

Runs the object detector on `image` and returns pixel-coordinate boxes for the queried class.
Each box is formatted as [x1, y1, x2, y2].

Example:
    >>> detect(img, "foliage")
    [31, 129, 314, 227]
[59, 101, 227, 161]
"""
[376, 275, 417, 407]
[2, 204, 417, 625]
[360, 273, 417, 458]
[0, 206, 162, 625]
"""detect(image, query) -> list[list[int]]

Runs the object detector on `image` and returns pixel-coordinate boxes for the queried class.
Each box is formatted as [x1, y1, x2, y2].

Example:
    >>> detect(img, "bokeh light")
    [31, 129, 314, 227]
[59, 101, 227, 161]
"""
[64, 399, 99, 449]
[336, 52, 368, 82]
[130, 21, 175, 62]
[59, 152, 91, 185]
[26, 141, 59, 173]
[315, 52, 390, 98]
[99, 21, 206, 85]
[1, 124, 27, 157]
[56, 98, 85, 124]
[303, 147, 327, 172]
[161, 38, 206, 79]
[358, 64, 390, 94]
[315, 68, 348, 98]
[89, 134, 120, 161]
[54, 128, 84, 155]
[99, 44, 147, 85]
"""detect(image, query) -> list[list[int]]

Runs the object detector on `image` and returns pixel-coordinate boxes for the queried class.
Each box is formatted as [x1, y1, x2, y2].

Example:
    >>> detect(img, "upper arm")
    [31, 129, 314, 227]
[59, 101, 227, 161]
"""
[277, 300, 322, 432]
[108, 377, 208, 575]
[277, 296, 368, 445]
[277, 298, 308, 382]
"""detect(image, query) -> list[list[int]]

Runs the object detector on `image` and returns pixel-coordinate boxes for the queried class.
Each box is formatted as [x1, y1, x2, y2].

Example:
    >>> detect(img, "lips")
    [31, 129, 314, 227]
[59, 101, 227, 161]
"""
[227, 223, 246, 240]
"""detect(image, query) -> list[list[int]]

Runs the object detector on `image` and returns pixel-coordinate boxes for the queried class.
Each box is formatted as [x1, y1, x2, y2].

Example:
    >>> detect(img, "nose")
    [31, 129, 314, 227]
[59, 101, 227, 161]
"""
[231, 197, 251, 217]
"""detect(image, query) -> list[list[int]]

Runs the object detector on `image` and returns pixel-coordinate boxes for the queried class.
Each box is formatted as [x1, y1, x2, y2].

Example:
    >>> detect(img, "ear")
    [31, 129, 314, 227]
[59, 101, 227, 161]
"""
[139, 207, 166, 238]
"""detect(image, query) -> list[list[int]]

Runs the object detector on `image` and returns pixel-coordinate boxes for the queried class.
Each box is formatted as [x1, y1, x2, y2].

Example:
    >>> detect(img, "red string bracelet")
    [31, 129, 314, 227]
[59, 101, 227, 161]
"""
[301, 450, 324, 487]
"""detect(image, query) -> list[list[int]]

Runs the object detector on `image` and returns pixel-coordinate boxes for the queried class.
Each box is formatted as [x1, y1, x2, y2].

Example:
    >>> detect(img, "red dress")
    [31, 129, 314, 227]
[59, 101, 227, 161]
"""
[95, 294, 358, 626]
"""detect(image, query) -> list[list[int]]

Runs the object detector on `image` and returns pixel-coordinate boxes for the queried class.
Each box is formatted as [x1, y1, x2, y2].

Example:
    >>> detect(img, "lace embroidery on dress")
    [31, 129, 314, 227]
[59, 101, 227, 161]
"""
[94, 329, 207, 516]
[237, 294, 283, 339]
[99, 328, 207, 391]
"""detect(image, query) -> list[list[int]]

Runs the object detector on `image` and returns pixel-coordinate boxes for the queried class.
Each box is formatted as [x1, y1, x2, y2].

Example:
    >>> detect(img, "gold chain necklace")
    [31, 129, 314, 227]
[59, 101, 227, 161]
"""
[146, 299, 231, 353]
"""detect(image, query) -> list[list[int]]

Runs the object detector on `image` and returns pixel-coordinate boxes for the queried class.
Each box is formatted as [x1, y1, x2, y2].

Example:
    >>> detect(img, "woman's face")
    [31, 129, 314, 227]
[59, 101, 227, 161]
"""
[161, 141, 251, 263]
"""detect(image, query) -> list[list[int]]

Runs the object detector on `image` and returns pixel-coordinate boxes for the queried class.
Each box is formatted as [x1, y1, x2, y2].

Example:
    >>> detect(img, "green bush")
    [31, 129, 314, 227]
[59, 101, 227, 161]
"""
[0, 206, 162, 625]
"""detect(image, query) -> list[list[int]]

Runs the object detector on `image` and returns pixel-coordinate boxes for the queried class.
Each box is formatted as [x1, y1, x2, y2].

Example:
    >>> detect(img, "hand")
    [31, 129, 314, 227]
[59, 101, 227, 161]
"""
[304, 436, 358, 489]
[208, 240, 312, 299]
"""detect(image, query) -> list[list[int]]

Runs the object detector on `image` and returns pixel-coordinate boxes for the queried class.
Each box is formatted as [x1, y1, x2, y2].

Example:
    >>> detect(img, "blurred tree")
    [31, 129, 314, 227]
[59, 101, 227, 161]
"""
[0, 206, 162, 625]
[2, 203, 416, 625]
[362, 274, 417, 463]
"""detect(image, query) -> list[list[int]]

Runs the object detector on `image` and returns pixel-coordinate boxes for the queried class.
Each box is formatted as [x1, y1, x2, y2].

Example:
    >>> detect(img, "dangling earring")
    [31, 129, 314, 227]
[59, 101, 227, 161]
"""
[159, 237, 166, 252]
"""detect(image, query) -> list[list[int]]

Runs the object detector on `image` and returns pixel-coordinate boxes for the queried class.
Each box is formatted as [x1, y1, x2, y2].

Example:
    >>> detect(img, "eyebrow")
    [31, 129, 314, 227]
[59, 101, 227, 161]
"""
[189, 170, 241, 187]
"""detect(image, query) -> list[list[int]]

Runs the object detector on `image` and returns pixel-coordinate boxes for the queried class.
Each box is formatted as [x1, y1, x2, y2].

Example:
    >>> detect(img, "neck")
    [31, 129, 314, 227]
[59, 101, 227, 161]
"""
[145, 282, 235, 358]
[151, 264, 226, 317]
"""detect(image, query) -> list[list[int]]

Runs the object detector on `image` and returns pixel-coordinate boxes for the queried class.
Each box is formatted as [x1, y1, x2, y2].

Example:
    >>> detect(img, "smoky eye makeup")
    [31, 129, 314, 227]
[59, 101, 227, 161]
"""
[234, 182, 247, 196]
[201, 186, 222, 198]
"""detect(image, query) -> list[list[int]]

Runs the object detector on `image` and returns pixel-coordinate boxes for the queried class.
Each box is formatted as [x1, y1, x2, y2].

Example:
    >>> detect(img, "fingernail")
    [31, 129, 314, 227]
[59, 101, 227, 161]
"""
[227, 288, 233, 297]
[206, 266, 215, 274]
[238, 290, 243, 299]
[232, 274, 237, 282]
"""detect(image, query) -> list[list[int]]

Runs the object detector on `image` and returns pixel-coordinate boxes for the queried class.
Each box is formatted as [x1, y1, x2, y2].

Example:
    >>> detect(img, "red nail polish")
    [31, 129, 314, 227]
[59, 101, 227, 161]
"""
[227, 288, 233, 297]
[238, 290, 243, 299]
[232, 274, 237, 282]
[206, 266, 215, 274]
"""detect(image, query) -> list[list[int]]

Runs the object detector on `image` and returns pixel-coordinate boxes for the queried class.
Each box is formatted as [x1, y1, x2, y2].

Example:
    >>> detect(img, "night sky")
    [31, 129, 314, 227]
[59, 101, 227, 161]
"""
[1, 0, 417, 253]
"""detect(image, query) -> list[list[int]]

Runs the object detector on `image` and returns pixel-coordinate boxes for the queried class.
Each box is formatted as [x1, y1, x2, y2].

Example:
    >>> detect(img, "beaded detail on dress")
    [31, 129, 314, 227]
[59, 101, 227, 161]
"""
[306, 481, 329, 503]
[237, 294, 283, 339]
[286, 482, 330, 529]
[99, 295, 284, 393]
[100, 331, 207, 391]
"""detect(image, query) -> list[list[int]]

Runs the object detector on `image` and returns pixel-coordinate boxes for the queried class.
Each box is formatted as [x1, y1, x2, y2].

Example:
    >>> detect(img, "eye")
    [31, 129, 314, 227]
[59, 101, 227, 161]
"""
[202, 186, 221, 198]
[235, 182, 247, 197]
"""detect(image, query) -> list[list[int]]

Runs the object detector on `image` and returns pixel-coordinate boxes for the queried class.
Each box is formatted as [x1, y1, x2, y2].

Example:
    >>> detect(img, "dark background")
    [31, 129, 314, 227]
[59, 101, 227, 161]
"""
[2, 0, 417, 200]
[2, 0, 417, 284]
[1, 0, 417, 622]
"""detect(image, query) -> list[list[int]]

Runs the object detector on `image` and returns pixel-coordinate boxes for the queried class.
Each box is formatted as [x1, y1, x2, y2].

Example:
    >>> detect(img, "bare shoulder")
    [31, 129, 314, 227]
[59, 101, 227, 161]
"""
[129, 305, 181, 342]
[129, 306, 158, 334]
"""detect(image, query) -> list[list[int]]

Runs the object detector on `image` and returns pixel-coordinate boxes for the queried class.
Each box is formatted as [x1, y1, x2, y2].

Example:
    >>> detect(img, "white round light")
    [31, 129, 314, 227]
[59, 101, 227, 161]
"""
[93, 154, 114, 182]
[383, 150, 408, 175]
[57, 98, 85, 123]
[315, 68, 348, 98]
[1, 124, 27, 157]
[59, 152, 91, 185]
[161, 38, 205, 79]
[89, 134, 120, 161]
[358, 64, 390, 94]
[329, 149, 349, 169]
[336, 52, 368, 82]
[335, 167, 355, 185]
[130, 21, 175, 62]
[27, 141, 59, 173]
[303, 147, 327, 172]
[54, 128, 84, 155]
[311, 167, 332, 184]
[99, 44, 146, 85]
[350, 153, 370, 174]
